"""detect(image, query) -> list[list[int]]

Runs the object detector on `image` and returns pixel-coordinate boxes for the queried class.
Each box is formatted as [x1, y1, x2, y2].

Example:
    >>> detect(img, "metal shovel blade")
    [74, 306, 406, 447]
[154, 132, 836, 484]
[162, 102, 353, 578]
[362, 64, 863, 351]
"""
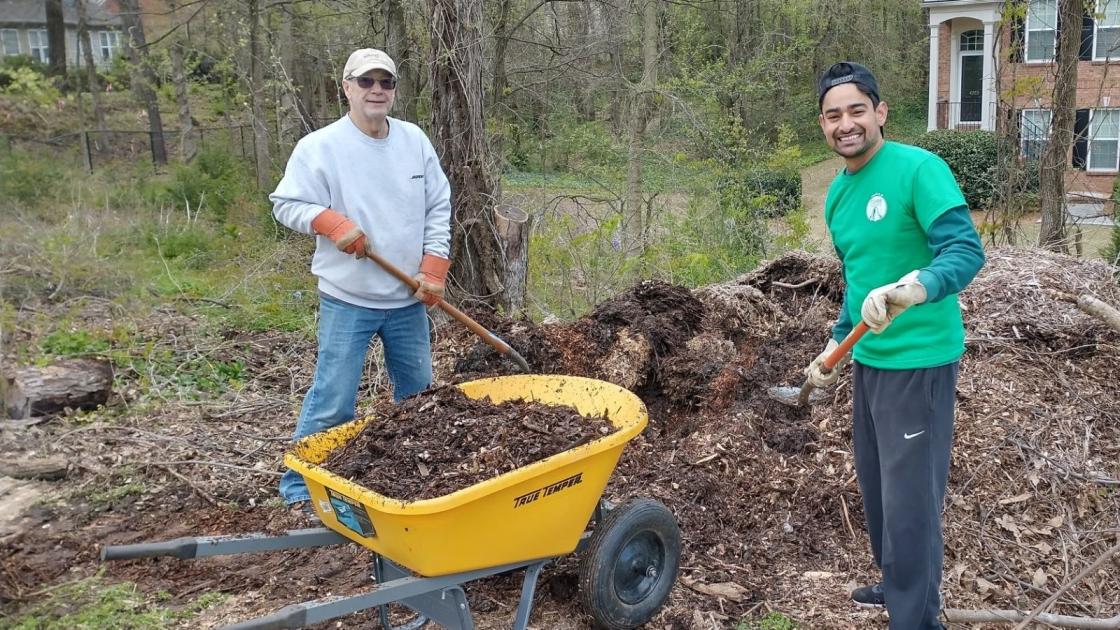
[768, 384, 828, 408]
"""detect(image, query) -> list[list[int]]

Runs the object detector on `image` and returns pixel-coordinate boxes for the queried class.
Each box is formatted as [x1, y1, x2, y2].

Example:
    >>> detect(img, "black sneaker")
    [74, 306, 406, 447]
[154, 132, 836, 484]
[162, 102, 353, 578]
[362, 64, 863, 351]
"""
[851, 582, 885, 608]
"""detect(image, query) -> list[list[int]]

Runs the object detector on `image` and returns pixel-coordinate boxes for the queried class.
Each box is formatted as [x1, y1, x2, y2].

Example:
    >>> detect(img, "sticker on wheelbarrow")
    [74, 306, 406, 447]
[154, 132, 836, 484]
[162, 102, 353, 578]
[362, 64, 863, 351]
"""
[513, 472, 583, 508]
[326, 488, 376, 537]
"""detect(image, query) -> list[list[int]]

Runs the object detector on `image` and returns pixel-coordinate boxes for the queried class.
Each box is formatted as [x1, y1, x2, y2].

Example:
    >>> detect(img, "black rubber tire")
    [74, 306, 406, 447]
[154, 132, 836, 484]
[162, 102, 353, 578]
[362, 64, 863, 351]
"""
[578, 498, 681, 629]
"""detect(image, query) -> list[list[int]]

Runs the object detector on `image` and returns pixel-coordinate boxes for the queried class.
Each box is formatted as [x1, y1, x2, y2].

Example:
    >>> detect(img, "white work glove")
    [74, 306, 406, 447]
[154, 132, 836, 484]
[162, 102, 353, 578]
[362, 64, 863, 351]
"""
[805, 338, 843, 388]
[861, 270, 927, 334]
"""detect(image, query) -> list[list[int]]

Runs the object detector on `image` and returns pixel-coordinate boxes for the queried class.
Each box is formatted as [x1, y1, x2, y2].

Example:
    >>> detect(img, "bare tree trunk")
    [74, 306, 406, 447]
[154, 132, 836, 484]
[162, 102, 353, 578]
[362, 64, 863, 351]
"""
[490, 0, 512, 112]
[119, 0, 168, 166]
[624, 0, 659, 252]
[248, 0, 271, 188]
[168, 0, 196, 160]
[75, 0, 107, 134]
[385, 0, 419, 123]
[1038, 0, 1082, 252]
[607, 0, 625, 133]
[569, 0, 596, 121]
[45, 0, 66, 78]
[430, 0, 510, 311]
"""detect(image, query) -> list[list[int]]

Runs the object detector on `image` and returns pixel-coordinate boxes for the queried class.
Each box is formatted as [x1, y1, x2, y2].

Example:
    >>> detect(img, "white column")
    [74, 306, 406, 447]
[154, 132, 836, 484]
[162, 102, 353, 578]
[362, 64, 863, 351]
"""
[928, 24, 941, 131]
[981, 20, 995, 131]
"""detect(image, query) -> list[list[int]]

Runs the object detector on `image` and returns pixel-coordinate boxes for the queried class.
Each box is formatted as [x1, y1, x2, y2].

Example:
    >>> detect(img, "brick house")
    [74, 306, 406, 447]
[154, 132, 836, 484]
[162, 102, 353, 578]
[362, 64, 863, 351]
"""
[0, 0, 123, 68]
[0, 0, 171, 70]
[923, 0, 1120, 210]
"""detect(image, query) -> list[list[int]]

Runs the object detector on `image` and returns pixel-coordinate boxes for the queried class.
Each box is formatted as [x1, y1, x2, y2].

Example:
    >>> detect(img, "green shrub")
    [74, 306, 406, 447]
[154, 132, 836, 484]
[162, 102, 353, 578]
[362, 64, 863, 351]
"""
[0, 150, 64, 206]
[738, 167, 802, 216]
[40, 330, 110, 357]
[158, 148, 252, 220]
[913, 130, 998, 210]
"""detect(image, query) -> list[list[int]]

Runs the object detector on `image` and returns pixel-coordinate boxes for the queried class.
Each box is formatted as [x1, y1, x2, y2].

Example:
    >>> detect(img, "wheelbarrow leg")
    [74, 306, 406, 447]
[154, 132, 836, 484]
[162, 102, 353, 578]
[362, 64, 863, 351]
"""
[511, 560, 548, 630]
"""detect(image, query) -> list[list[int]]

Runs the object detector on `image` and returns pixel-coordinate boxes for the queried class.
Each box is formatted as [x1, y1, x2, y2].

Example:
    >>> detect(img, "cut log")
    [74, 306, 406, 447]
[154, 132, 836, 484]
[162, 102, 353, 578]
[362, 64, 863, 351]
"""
[2, 358, 112, 419]
[495, 203, 530, 314]
[0, 456, 69, 480]
[1077, 294, 1120, 335]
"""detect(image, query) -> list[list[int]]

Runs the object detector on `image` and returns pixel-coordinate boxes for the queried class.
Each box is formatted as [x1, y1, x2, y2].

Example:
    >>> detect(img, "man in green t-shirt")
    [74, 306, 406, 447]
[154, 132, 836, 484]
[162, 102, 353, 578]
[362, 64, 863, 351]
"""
[808, 62, 985, 630]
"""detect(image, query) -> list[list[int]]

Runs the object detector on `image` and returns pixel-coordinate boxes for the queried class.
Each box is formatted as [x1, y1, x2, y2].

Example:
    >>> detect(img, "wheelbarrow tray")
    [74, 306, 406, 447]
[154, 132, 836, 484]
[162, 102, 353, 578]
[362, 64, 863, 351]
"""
[284, 374, 648, 577]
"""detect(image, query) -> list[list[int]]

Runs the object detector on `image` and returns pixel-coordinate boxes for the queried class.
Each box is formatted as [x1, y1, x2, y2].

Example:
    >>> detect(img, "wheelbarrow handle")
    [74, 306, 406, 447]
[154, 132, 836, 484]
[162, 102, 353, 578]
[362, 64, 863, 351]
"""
[363, 245, 530, 372]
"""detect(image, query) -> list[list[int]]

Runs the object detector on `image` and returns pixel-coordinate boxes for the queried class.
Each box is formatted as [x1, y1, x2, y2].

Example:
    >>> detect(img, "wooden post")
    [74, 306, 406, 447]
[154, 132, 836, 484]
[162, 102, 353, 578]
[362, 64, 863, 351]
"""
[82, 130, 93, 172]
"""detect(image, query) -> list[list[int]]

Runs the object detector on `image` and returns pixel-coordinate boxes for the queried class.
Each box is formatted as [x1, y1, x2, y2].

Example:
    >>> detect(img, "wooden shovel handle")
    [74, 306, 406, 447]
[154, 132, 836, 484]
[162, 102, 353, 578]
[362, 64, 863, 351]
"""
[822, 321, 870, 371]
[362, 246, 529, 372]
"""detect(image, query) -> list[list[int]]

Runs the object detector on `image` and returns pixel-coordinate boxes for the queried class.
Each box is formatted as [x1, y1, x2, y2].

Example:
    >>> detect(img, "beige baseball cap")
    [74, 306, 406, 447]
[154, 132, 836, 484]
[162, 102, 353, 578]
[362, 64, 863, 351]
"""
[343, 48, 397, 80]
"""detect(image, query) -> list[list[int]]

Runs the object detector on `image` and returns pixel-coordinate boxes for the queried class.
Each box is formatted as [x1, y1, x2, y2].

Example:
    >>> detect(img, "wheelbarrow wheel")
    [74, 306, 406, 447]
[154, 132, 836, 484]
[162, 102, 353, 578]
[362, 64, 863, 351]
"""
[578, 498, 680, 629]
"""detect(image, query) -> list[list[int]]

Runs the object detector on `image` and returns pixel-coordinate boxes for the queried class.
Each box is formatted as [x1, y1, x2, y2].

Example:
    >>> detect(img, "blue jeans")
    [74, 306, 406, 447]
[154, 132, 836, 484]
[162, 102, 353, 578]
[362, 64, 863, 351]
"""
[279, 294, 432, 505]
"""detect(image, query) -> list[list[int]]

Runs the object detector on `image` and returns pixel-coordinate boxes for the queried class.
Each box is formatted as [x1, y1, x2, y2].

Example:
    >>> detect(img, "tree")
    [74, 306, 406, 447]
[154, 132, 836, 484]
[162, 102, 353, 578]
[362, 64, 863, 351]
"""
[45, 0, 66, 78]
[623, 0, 660, 252]
[248, 0, 271, 188]
[1037, 0, 1082, 252]
[430, 0, 519, 312]
[168, 0, 196, 160]
[119, 0, 168, 166]
[75, 0, 107, 134]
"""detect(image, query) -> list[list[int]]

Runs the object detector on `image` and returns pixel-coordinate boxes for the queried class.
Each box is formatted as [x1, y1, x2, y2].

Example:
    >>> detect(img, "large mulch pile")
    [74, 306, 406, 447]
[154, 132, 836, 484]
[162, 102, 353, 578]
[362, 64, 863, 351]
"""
[432, 247, 1120, 628]
[320, 385, 613, 500]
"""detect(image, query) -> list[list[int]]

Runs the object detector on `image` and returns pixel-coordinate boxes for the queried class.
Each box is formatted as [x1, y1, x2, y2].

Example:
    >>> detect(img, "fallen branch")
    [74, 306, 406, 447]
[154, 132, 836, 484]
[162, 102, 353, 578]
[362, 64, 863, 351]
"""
[145, 459, 283, 477]
[945, 608, 1120, 628]
[1076, 295, 1120, 335]
[154, 464, 219, 506]
[1010, 540, 1120, 630]
[771, 279, 820, 290]
[0, 456, 69, 480]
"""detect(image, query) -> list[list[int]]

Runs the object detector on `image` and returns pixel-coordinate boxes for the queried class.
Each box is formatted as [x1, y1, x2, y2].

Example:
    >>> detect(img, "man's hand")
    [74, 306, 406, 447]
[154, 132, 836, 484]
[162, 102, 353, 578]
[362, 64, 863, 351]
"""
[805, 338, 843, 388]
[310, 209, 367, 258]
[861, 270, 927, 334]
[413, 254, 450, 306]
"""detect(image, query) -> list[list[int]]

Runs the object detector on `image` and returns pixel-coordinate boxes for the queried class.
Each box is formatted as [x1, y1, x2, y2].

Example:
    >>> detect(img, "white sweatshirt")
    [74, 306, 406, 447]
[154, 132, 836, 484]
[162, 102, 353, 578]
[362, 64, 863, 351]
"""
[270, 115, 452, 309]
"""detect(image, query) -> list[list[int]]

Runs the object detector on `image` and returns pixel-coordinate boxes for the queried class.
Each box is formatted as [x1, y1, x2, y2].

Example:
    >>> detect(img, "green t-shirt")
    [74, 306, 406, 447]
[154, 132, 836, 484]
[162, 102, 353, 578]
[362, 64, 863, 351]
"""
[824, 141, 967, 369]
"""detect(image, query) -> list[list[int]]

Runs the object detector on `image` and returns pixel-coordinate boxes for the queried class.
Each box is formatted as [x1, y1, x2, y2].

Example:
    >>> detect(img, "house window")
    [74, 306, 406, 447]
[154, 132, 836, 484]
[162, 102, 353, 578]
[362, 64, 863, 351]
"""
[1089, 109, 1120, 171]
[960, 29, 983, 52]
[1021, 109, 1051, 160]
[0, 29, 19, 57]
[28, 29, 48, 63]
[1025, 0, 1057, 61]
[97, 31, 121, 61]
[1096, 0, 1120, 59]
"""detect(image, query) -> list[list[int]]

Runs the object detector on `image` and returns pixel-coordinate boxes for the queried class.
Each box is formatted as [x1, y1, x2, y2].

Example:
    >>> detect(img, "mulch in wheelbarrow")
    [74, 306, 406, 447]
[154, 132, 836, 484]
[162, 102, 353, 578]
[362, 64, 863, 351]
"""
[320, 385, 615, 501]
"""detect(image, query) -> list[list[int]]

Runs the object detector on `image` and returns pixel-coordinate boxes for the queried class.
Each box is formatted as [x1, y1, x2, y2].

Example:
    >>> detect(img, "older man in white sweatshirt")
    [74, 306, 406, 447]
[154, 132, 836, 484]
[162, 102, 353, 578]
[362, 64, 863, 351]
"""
[270, 48, 452, 513]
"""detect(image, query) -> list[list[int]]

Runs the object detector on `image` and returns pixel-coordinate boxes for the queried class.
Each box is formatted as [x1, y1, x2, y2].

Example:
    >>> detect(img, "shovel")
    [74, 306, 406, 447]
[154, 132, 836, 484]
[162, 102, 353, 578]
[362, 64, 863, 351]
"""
[363, 244, 531, 373]
[768, 321, 870, 407]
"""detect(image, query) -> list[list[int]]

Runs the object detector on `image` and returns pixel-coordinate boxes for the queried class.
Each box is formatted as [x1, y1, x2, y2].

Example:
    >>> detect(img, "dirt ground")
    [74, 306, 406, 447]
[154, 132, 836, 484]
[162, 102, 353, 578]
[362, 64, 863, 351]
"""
[2, 248, 1119, 629]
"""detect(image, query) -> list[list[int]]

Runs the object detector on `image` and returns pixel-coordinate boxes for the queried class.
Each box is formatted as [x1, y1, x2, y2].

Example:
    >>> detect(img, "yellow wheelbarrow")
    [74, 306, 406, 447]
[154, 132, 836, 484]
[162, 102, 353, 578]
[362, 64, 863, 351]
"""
[101, 375, 681, 630]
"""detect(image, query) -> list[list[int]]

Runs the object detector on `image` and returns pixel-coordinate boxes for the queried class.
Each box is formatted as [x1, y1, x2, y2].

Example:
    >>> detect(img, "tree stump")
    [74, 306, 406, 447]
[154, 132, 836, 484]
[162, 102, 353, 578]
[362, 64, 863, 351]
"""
[495, 204, 530, 314]
[2, 358, 113, 419]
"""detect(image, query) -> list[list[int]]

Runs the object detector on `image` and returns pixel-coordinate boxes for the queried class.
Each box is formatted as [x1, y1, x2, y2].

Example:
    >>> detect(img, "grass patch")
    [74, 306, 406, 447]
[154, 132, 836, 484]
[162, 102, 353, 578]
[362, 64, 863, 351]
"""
[737, 611, 799, 630]
[8, 573, 225, 630]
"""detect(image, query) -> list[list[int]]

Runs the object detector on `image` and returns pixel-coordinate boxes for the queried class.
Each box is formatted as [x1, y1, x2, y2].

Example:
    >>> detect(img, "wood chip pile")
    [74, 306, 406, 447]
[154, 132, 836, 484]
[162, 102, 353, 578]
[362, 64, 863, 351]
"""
[435, 247, 1120, 627]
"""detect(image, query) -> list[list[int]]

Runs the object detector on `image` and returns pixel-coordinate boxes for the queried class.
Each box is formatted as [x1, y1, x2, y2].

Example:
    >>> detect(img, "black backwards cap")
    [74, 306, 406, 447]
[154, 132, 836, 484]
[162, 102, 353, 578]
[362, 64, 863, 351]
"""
[818, 62, 880, 108]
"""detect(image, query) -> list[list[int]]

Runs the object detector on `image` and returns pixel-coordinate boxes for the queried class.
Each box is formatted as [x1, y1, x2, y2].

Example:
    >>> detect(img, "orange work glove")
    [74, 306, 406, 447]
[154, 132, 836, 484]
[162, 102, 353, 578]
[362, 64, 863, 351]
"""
[413, 254, 450, 306]
[310, 209, 366, 258]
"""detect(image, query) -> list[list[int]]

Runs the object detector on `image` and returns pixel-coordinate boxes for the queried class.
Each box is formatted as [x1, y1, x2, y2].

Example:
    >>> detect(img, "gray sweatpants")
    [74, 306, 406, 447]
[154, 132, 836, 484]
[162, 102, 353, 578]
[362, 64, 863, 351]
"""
[852, 361, 958, 630]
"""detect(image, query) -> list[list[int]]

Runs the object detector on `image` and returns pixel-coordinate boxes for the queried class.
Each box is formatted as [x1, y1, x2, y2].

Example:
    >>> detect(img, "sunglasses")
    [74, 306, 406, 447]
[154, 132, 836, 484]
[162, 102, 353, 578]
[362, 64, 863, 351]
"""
[349, 76, 397, 90]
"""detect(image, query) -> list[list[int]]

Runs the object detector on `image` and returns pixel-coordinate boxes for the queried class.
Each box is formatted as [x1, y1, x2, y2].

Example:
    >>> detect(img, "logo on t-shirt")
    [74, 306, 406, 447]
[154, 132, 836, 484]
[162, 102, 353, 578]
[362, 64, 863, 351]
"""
[866, 193, 888, 222]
